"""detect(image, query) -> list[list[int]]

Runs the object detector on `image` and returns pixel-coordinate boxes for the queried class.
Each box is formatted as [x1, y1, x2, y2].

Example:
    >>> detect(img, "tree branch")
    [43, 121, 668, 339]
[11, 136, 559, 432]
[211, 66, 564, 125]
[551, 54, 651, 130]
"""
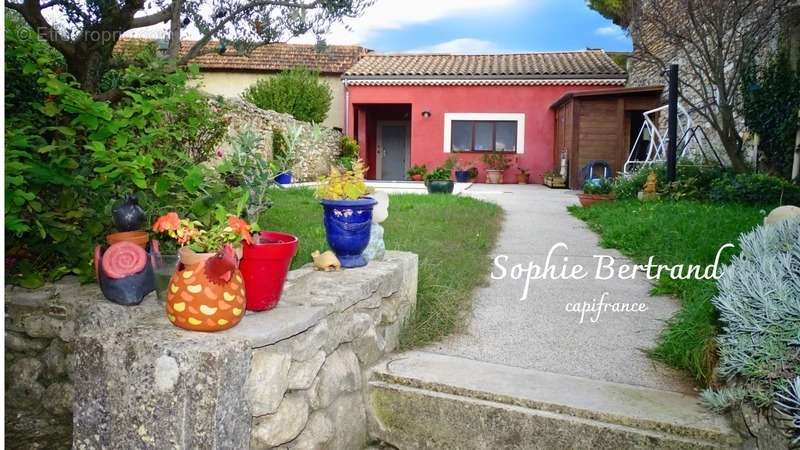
[130, 6, 173, 28]
[9, 0, 76, 57]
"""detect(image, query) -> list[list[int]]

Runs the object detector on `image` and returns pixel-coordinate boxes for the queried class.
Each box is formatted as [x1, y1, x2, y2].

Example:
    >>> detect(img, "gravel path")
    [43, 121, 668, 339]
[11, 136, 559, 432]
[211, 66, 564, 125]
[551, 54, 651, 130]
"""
[425, 184, 694, 394]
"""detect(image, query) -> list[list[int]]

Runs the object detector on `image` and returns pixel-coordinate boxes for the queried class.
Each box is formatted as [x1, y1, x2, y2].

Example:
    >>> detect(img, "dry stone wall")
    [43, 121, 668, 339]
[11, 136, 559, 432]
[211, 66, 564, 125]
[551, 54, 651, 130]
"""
[214, 99, 342, 181]
[4, 251, 418, 449]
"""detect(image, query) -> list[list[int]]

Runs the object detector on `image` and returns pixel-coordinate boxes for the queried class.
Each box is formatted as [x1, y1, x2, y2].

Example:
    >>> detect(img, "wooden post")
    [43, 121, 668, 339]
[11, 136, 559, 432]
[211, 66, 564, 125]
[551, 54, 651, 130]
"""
[666, 64, 678, 183]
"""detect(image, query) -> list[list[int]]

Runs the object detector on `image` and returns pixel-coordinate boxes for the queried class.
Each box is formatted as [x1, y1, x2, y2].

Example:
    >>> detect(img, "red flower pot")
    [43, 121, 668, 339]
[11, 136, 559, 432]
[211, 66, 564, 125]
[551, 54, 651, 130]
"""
[240, 231, 299, 311]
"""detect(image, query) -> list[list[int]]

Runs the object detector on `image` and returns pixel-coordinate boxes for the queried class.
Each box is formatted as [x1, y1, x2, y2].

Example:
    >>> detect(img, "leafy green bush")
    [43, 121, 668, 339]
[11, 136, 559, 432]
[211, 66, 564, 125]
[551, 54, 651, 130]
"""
[612, 163, 731, 201]
[218, 128, 274, 221]
[243, 68, 332, 123]
[709, 172, 800, 206]
[338, 135, 360, 169]
[741, 52, 800, 179]
[582, 177, 613, 194]
[5, 20, 239, 287]
[702, 218, 800, 417]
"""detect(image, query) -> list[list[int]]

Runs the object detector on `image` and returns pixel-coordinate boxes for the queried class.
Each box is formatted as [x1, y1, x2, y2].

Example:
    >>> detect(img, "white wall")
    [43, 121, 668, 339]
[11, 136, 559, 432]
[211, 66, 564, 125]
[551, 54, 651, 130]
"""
[194, 72, 345, 129]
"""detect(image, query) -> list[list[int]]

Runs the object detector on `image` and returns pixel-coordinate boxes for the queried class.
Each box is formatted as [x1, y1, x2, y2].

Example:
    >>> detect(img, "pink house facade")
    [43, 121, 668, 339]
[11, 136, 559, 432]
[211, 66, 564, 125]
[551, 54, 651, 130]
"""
[342, 51, 627, 184]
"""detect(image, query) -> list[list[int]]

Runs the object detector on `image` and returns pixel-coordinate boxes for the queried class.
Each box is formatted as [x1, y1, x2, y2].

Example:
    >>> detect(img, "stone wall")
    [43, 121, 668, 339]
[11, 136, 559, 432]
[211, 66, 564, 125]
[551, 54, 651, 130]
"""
[4, 251, 417, 449]
[215, 99, 342, 182]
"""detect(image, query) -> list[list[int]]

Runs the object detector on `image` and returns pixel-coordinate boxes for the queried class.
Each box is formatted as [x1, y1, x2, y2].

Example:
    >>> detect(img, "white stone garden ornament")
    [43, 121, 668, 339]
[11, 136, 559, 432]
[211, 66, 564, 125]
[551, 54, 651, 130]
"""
[764, 205, 800, 225]
[364, 191, 389, 261]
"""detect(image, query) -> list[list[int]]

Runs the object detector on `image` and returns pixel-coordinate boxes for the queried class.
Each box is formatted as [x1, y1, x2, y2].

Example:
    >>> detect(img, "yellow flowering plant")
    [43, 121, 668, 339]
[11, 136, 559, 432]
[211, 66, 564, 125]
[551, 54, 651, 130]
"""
[315, 159, 374, 200]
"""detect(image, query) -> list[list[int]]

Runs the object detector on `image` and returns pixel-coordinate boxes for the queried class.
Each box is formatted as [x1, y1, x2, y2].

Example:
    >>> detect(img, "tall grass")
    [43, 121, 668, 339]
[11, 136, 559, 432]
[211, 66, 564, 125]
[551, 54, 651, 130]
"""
[570, 200, 763, 385]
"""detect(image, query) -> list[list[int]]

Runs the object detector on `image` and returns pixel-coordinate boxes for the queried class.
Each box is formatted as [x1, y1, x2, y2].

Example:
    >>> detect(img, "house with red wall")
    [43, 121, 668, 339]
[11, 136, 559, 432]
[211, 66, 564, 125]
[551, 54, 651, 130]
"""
[342, 50, 627, 184]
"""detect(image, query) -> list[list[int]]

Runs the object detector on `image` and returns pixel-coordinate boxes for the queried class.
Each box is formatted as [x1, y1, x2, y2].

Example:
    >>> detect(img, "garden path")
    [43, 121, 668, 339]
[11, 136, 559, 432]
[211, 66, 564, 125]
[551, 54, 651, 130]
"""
[425, 184, 694, 393]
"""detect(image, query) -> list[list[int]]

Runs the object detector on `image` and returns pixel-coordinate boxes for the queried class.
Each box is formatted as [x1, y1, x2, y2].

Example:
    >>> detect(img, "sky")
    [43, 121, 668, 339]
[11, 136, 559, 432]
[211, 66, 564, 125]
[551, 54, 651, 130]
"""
[290, 0, 632, 53]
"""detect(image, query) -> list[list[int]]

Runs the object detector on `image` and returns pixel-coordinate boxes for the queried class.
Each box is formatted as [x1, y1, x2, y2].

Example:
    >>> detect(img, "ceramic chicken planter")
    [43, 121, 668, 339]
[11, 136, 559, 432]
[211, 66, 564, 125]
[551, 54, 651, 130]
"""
[94, 241, 156, 305]
[166, 245, 246, 332]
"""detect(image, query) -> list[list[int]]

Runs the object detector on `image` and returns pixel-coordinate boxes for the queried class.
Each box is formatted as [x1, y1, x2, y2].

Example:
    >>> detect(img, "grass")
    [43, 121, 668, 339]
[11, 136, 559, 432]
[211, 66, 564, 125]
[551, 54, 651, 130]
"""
[259, 187, 503, 348]
[569, 200, 764, 386]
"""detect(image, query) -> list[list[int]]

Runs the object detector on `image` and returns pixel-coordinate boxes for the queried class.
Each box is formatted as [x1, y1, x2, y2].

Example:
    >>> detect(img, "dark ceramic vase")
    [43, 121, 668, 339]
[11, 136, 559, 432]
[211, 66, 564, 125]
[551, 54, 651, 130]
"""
[112, 195, 145, 232]
[320, 197, 377, 268]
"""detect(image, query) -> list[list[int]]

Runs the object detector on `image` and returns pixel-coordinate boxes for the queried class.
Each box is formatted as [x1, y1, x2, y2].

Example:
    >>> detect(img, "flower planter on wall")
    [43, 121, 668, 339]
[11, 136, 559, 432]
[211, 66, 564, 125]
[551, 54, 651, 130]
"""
[240, 231, 298, 311]
[425, 180, 455, 194]
[274, 171, 293, 185]
[486, 169, 503, 184]
[320, 197, 376, 268]
[166, 250, 246, 332]
[454, 170, 471, 182]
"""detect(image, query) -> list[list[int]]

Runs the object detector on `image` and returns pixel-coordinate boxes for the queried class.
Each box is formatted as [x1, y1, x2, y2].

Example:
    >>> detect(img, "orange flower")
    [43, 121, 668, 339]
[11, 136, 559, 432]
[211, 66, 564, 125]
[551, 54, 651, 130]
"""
[227, 216, 253, 244]
[152, 212, 181, 233]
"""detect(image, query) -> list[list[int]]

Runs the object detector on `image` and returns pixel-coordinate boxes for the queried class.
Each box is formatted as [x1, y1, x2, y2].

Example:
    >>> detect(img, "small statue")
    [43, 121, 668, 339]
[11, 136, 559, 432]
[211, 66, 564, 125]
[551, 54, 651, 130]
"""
[112, 194, 145, 232]
[643, 172, 657, 194]
[312, 250, 341, 271]
[364, 191, 389, 262]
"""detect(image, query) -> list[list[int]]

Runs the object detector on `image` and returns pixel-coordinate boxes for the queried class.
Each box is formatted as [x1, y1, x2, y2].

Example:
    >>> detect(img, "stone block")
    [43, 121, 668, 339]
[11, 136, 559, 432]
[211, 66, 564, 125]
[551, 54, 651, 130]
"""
[42, 339, 67, 379]
[288, 351, 325, 390]
[247, 350, 291, 416]
[251, 392, 310, 449]
[5, 331, 49, 353]
[309, 345, 361, 410]
[42, 382, 74, 415]
[328, 392, 366, 450]
[289, 410, 334, 449]
[352, 326, 385, 367]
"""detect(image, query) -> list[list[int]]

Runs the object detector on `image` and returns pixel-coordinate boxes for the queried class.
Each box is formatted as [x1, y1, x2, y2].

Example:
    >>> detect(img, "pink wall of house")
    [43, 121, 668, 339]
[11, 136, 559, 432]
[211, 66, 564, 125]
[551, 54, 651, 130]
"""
[346, 83, 614, 184]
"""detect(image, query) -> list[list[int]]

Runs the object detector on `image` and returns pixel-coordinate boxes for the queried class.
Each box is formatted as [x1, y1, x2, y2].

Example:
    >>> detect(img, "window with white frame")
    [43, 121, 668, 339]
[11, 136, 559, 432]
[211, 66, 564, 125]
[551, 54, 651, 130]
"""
[444, 113, 525, 154]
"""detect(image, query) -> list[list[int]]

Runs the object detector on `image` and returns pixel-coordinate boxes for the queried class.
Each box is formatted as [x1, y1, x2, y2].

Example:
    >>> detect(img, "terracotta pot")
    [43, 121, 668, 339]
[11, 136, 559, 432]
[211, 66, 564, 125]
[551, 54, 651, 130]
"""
[486, 169, 503, 184]
[516, 174, 529, 184]
[410, 174, 423, 181]
[165, 249, 246, 332]
[107, 230, 149, 248]
[577, 193, 614, 207]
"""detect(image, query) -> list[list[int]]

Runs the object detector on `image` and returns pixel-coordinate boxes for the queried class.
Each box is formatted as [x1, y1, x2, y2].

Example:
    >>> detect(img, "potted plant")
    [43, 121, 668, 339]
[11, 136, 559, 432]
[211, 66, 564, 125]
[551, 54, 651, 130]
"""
[482, 152, 510, 184]
[239, 230, 298, 311]
[425, 166, 455, 194]
[407, 164, 427, 181]
[151, 210, 253, 332]
[516, 167, 530, 184]
[272, 125, 301, 185]
[543, 170, 567, 189]
[454, 160, 477, 183]
[316, 160, 376, 268]
[577, 178, 614, 207]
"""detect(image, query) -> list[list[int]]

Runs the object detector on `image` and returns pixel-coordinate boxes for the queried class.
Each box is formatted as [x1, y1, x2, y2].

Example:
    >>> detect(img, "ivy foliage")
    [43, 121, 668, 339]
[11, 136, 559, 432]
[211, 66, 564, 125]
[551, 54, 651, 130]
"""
[5, 16, 240, 287]
[702, 218, 800, 419]
[741, 52, 800, 180]
[586, 0, 629, 27]
[243, 67, 333, 124]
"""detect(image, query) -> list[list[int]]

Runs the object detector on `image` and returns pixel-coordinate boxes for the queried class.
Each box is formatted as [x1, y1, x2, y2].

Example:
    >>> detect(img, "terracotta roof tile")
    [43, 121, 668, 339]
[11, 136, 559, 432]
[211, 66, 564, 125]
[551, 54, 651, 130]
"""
[115, 39, 369, 74]
[342, 50, 626, 80]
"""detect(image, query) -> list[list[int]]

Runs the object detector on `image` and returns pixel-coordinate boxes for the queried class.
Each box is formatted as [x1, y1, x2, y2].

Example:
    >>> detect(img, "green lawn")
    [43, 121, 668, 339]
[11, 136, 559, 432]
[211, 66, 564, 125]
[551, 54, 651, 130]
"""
[259, 188, 503, 348]
[569, 200, 763, 386]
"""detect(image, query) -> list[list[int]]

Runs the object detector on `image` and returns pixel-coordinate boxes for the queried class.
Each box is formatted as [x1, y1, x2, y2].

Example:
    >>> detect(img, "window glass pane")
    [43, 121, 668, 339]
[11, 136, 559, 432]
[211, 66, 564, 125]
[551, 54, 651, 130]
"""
[495, 122, 517, 152]
[474, 122, 493, 151]
[451, 121, 472, 151]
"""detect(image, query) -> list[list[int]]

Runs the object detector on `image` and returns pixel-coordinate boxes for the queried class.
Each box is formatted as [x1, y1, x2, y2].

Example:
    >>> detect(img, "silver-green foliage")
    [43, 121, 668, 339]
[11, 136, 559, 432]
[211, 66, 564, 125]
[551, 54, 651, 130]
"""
[776, 376, 800, 446]
[703, 217, 800, 413]
[223, 127, 274, 221]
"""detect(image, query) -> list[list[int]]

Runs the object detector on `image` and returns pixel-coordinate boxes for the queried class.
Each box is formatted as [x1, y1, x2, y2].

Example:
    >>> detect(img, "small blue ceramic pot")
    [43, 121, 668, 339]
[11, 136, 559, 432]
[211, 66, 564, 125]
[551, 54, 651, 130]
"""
[320, 197, 377, 268]
[274, 172, 293, 185]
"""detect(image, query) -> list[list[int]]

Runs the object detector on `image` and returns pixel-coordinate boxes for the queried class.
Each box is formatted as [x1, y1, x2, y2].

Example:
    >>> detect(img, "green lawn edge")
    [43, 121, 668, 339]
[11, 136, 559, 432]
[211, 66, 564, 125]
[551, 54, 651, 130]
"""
[569, 199, 763, 386]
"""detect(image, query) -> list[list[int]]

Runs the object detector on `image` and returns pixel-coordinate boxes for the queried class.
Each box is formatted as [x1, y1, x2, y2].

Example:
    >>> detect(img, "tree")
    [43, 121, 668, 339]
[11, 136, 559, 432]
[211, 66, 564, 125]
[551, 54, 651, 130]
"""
[586, 0, 630, 27]
[243, 67, 332, 123]
[5, 0, 373, 96]
[629, 0, 793, 172]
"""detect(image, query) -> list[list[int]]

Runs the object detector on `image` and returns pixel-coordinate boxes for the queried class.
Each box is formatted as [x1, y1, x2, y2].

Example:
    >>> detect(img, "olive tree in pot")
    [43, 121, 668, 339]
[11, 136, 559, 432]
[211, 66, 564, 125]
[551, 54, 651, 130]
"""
[316, 160, 376, 268]
[577, 178, 614, 207]
[482, 152, 511, 184]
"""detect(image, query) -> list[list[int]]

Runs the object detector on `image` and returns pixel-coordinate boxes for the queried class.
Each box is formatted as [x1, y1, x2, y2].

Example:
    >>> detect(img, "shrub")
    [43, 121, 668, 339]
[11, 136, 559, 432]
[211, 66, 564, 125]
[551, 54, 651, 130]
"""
[407, 164, 427, 178]
[338, 135, 360, 169]
[612, 163, 730, 201]
[243, 67, 332, 123]
[582, 178, 613, 195]
[702, 218, 800, 415]
[5, 20, 240, 287]
[219, 128, 274, 221]
[709, 172, 800, 206]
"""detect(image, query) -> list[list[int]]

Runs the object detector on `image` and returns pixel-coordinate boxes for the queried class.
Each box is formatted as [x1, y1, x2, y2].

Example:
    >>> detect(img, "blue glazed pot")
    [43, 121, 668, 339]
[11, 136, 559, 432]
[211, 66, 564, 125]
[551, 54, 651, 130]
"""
[454, 170, 471, 183]
[320, 197, 377, 268]
[274, 171, 293, 185]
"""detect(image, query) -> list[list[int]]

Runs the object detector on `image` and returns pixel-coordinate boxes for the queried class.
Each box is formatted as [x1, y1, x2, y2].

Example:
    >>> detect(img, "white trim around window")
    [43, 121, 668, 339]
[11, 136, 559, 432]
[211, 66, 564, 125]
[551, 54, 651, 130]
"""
[443, 113, 525, 154]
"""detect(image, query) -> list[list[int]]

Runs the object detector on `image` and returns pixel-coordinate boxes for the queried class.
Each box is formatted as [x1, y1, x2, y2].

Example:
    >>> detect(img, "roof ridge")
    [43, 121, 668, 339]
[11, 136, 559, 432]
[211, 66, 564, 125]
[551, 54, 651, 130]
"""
[364, 49, 609, 57]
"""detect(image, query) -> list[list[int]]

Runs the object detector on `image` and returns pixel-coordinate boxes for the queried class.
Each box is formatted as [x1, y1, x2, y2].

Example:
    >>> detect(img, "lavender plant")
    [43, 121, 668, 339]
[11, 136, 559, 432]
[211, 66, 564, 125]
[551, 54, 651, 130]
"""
[702, 217, 800, 442]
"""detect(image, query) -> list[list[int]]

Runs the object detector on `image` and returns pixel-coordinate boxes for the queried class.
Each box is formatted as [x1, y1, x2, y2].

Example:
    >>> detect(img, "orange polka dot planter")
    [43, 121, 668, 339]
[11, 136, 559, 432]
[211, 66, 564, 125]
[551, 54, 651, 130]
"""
[165, 261, 246, 332]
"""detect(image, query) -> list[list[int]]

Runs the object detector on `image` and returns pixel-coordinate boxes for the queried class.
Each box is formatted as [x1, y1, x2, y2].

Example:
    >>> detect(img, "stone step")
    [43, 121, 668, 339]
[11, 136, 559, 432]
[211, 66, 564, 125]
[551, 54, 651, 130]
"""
[366, 351, 741, 449]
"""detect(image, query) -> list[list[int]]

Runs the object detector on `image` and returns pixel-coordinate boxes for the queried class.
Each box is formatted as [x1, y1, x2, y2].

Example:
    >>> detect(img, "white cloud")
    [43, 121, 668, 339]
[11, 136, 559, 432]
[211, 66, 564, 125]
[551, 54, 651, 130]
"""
[594, 25, 625, 40]
[291, 0, 523, 46]
[409, 38, 505, 54]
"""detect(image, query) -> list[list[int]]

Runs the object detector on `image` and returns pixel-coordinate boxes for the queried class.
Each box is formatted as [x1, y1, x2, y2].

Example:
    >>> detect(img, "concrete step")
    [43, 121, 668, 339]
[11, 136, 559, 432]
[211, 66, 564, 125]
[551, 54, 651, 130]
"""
[367, 351, 741, 449]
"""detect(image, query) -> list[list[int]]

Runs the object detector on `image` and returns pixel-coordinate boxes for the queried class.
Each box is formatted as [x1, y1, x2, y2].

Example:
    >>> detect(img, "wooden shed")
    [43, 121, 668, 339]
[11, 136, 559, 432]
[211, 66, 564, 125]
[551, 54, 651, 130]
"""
[550, 86, 664, 189]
